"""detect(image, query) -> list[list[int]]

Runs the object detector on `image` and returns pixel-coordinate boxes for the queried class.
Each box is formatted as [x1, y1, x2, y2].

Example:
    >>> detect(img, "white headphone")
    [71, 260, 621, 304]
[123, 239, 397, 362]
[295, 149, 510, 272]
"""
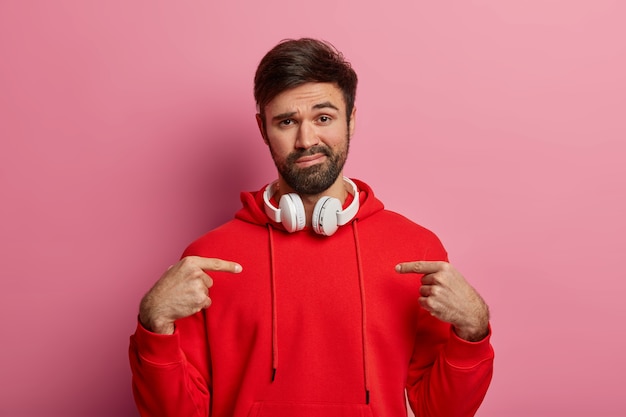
[263, 177, 360, 236]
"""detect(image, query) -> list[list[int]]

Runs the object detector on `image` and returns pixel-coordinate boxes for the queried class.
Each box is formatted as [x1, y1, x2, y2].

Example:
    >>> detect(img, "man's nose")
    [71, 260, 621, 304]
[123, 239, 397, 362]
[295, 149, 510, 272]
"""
[295, 121, 320, 149]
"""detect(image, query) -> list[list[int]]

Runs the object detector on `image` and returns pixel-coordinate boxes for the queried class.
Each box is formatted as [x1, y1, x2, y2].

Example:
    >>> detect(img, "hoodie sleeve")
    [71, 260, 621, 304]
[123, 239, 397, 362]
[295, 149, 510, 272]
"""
[129, 312, 212, 417]
[404, 231, 494, 417]
[405, 255, 494, 415]
[406, 317, 494, 417]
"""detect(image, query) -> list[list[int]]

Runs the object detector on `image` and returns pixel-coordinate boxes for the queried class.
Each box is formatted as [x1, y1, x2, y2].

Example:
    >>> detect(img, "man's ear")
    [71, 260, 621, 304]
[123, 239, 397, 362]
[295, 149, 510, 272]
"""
[348, 106, 357, 137]
[256, 113, 269, 145]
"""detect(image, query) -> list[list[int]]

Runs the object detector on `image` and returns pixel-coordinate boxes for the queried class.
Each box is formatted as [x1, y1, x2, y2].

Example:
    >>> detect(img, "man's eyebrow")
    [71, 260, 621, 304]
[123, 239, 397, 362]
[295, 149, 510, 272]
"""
[271, 102, 340, 122]
[272, 111, 297, 122]
[312, 101, 340, 112]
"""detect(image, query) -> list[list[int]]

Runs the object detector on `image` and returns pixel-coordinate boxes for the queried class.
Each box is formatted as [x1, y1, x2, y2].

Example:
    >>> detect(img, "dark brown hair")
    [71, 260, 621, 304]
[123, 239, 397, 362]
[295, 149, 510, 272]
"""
[254, 38, 358, 122]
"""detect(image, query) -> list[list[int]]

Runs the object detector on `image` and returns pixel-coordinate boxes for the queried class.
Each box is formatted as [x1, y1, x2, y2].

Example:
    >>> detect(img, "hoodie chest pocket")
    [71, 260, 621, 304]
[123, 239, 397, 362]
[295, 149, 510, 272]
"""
[247, 401, 375, 417]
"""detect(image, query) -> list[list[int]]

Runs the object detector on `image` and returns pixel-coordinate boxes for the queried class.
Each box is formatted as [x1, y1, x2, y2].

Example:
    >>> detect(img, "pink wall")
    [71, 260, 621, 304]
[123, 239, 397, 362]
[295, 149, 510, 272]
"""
[1, 1, 624, 416]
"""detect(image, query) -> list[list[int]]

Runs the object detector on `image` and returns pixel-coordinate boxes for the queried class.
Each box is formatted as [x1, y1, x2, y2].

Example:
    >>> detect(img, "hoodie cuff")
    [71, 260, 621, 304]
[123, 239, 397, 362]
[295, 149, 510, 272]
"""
[443, 324, 494, 369]
[133, 320, 184, 365]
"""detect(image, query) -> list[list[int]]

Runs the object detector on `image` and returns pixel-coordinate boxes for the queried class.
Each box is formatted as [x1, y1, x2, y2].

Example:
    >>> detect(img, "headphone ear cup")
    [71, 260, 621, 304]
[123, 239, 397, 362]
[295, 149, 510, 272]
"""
[312, 196, 342, 236]
[279, 193, 306, 233]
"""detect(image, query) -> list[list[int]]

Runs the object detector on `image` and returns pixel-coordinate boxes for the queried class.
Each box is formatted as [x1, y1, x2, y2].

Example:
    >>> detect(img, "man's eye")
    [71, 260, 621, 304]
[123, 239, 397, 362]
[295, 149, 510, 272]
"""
[319, 116, 331, 123]
[280, 119, 294, 126]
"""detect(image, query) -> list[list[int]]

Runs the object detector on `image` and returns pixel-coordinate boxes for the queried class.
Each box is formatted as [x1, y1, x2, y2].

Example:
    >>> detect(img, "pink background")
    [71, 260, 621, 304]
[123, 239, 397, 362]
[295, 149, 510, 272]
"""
[1, 1, 624, 416]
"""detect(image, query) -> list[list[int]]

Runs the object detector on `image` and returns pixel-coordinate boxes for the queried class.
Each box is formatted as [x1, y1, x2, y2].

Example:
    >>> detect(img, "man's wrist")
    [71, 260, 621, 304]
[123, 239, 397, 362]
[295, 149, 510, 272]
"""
[139, 298, 175, 335]
[139, 313, 175, 335]
[453, 324, 490, 342]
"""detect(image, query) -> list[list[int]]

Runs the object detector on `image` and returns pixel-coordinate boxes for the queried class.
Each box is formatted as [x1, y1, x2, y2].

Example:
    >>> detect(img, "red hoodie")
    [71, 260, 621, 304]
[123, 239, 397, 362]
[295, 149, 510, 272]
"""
[129, 179, 494, 417]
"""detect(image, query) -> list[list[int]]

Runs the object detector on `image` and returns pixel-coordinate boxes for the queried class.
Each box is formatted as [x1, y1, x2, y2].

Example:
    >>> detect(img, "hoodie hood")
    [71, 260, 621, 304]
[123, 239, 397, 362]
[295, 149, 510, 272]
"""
[235, 178, 384, 230]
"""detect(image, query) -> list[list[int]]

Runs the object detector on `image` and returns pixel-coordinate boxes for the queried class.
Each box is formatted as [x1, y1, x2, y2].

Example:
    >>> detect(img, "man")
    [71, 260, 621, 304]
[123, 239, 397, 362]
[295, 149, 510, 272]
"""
[129, 38, 494, 417]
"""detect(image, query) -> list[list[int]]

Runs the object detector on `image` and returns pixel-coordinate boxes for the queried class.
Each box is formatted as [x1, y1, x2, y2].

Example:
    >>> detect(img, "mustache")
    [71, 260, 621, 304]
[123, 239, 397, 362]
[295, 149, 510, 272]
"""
[286, 145, 332, 164]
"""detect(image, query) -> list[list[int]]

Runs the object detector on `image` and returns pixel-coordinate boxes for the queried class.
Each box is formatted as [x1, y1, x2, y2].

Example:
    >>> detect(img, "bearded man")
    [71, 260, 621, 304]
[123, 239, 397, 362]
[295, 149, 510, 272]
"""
[129, 38, 494, 417]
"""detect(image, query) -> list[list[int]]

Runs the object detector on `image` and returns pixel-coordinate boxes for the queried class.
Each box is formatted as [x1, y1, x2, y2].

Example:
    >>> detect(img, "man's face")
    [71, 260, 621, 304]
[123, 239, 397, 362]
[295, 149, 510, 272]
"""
[257, 82, 356, 195]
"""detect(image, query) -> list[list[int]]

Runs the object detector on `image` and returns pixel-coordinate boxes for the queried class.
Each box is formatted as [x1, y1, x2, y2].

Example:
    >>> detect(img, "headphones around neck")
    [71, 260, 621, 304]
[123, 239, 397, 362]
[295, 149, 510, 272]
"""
[263, 177, 360, 236]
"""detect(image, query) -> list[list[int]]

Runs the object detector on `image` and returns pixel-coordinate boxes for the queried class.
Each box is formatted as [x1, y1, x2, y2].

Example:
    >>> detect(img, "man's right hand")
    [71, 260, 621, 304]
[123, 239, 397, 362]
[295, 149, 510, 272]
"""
[139, 256, 242, 334]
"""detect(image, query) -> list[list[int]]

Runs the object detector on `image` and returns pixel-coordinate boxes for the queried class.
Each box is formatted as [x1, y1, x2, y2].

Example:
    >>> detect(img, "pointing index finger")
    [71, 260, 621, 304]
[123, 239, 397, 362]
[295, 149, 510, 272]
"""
[395, 261, 447, 275]
[190, 256, 243, 274]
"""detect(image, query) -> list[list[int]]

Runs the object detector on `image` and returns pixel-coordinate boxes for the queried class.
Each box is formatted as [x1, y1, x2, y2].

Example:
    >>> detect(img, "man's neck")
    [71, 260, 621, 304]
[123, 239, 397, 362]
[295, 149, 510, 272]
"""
[276, 175, 348, 227]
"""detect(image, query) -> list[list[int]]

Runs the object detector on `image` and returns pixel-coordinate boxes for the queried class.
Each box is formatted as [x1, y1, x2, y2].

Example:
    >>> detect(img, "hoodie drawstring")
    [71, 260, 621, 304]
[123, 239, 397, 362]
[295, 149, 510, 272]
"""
[267, 224, 278, 382]
[352, 219, 370, 404]
[266, 221, 370, 405]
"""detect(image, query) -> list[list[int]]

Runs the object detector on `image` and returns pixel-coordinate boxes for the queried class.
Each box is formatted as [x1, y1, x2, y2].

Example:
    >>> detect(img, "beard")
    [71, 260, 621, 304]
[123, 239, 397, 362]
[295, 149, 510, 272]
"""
[271, 138, 349, 195]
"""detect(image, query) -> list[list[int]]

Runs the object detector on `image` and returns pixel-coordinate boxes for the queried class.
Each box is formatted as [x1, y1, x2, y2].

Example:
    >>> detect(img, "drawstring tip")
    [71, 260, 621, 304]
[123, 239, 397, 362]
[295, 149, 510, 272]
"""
[365, 390, 370, 404]
[271, 368, 277, 382]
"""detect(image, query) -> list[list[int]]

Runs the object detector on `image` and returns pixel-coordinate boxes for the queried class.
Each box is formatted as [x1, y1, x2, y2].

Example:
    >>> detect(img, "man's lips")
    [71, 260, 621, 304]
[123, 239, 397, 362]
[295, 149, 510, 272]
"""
[295, 153, 326, 167]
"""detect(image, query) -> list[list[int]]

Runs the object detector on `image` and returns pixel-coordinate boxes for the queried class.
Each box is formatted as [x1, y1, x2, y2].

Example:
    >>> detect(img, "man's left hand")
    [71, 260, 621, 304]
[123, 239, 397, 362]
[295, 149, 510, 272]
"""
[395, 261, 490, 342]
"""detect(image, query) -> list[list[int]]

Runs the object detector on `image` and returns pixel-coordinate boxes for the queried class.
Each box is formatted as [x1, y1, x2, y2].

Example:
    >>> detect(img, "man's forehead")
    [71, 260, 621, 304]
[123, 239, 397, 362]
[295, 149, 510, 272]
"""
[265, 82, 345, 114]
